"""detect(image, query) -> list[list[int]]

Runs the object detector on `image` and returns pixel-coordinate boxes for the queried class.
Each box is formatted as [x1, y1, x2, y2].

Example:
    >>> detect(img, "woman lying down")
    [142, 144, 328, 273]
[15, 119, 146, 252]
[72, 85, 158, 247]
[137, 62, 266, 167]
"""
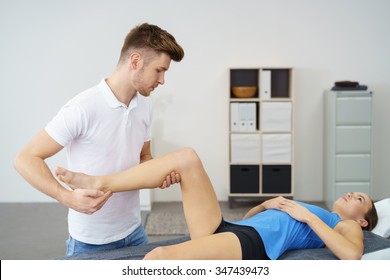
[55, 148, 378, 260]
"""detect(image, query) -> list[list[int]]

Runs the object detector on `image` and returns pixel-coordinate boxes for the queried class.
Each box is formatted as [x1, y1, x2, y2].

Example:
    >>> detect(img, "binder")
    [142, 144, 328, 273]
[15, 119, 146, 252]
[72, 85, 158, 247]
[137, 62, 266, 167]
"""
[261, 70, 271, 100]
[239, 103, 248, 131]
[247, 103, 257, 131]
[230, 103, 239, 131]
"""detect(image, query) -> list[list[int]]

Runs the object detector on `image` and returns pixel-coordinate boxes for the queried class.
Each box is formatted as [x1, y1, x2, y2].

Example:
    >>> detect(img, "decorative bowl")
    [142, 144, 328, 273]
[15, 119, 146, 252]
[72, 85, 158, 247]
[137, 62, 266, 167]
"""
[231, 86, 257, 98]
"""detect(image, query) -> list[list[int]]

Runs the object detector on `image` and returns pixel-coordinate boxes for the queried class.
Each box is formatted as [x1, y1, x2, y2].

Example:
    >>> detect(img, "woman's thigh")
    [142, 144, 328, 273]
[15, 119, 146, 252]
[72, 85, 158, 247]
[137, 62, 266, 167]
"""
[144, 232, 242, 260]
[176, 149, 223, 238]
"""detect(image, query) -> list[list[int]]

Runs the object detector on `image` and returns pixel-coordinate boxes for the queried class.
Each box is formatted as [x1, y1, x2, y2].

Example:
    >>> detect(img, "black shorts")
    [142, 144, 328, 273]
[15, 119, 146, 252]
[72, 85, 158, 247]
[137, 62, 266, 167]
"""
[214, 218, 269, 260]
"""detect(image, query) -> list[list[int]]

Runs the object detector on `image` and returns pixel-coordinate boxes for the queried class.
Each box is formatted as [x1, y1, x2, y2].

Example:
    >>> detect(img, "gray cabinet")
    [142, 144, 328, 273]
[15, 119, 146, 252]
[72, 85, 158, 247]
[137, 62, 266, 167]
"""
[324, 91, 373, 209]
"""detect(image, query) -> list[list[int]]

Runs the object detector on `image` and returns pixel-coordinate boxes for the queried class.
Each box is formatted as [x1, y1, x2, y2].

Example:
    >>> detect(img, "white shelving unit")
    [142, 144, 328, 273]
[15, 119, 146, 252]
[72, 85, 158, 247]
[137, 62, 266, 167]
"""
[229, 68, 294, 207]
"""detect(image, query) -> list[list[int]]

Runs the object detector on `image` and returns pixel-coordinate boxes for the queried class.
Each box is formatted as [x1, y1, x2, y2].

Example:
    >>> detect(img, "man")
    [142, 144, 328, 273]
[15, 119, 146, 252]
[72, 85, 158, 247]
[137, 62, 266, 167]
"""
[14, 23, 184, 255]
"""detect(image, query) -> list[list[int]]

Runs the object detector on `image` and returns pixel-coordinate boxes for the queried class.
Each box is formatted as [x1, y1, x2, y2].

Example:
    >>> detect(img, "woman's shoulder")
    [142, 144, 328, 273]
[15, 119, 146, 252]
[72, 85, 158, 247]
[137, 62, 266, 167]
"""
[335, 219, 362, 234]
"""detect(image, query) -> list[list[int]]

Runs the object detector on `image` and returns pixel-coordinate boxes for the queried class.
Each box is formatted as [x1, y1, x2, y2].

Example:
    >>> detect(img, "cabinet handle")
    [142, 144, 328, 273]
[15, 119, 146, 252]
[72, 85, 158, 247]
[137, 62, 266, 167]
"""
[241, 168, 249, 171]
[272, 168, 280, 172]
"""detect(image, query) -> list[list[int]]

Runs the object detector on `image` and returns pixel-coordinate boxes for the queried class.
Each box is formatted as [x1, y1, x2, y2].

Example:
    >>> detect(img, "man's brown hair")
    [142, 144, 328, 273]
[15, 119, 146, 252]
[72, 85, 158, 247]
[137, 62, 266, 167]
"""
[119, 23, 184, 64]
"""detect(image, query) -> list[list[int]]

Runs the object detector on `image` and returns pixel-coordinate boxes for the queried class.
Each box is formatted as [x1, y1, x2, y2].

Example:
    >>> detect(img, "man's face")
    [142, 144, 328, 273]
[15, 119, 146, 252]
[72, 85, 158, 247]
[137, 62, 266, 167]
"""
[133, 52, 171, 97]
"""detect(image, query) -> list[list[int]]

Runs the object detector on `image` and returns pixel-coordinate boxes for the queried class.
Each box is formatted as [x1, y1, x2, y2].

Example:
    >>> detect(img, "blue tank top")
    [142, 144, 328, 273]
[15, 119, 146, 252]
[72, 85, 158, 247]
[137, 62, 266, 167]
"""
[230, 202, 342, 259]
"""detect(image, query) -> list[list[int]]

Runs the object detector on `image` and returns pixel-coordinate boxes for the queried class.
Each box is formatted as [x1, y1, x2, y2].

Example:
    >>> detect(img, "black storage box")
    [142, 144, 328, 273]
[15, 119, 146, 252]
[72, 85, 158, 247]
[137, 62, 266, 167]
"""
[230, 165, 259, 193]
[262, 165, 291, 193]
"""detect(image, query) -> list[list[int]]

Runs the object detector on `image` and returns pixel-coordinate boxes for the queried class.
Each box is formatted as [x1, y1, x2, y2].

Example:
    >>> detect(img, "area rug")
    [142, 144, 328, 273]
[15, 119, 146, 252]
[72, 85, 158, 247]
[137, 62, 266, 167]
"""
[145, 211, 248, 235]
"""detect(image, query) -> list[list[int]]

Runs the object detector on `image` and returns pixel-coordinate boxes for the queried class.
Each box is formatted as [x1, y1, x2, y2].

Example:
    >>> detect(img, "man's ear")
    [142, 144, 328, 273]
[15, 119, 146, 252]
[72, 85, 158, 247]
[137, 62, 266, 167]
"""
[357, 218, 368, 228]
[129, 52, 142, 70]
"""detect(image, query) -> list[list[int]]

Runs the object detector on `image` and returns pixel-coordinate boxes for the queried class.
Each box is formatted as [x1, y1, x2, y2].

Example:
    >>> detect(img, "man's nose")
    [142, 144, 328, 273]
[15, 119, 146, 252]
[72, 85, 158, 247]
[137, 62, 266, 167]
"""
[158, 74, 165, 85]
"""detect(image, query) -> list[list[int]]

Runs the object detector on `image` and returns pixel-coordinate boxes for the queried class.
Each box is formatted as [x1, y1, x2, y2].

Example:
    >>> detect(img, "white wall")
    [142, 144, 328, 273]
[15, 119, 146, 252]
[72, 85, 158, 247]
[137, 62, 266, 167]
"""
[1, 0, 389, 203]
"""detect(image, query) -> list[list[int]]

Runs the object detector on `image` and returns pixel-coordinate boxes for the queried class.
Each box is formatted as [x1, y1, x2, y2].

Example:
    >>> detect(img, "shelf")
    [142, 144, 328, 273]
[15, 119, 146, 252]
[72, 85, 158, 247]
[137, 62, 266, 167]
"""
[229, 98, 260, 102]
[229, 67, 294, 207]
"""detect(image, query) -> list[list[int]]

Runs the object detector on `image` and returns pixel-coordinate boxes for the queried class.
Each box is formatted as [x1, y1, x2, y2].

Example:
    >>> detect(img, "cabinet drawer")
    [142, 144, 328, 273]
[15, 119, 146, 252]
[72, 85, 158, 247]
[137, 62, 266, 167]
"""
[230, 165, 259, 193]
[336, 126, 371, 153]
[336, 97, 372, 125]
[334, 183, 371, 198]
[336, 155, 371, 181]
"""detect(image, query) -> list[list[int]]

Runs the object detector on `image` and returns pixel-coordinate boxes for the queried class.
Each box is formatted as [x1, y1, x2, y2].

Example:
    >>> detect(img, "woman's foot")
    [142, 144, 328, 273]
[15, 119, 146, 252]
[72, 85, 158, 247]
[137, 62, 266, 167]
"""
[55, 167, 100, 190]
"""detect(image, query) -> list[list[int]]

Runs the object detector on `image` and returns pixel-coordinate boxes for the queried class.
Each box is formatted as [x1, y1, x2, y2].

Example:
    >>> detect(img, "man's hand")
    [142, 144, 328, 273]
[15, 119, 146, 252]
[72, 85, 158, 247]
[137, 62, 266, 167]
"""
[159, 171, 181, 189]
[65, 188, 112, 215]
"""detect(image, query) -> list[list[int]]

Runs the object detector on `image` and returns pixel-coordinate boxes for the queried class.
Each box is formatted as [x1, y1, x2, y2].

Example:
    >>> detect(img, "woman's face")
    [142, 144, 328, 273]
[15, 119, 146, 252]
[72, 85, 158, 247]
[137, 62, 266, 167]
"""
[333, 192, 372, 222]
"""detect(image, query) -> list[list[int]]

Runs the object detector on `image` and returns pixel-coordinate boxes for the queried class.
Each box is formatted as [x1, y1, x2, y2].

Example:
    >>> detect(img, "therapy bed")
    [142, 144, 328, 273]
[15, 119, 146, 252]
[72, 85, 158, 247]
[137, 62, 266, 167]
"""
[57, 198, 390, 260]
[56, 231, 390, 260]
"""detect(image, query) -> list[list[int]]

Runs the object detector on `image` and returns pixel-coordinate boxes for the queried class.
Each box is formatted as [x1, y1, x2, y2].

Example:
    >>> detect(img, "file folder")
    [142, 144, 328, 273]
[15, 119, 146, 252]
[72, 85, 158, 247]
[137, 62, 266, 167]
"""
[247, 103, 257, 131]
[239, 103, 248, 132]
[261, 70, 271, 100]
[230, 103, 239, 131]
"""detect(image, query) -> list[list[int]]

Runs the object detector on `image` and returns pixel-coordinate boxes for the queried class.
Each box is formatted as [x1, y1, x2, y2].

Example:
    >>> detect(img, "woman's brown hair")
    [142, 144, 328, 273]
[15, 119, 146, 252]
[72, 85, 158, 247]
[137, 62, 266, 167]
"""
[362, 199, 378, 231]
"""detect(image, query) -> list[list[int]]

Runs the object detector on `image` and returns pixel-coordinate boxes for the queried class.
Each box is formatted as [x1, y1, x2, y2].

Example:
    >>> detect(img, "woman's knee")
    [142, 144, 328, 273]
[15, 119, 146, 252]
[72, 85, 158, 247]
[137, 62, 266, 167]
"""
[172, 147, 201, 170]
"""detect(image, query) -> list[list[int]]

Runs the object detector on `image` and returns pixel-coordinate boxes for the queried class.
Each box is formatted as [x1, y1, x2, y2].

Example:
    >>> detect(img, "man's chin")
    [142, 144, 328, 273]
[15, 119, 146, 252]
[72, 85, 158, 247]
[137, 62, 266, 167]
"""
[138, 90, 152, 97]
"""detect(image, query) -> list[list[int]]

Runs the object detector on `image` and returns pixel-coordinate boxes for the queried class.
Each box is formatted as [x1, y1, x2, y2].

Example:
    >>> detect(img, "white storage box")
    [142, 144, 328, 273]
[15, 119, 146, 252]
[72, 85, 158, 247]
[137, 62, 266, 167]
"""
[230, 134, 261, 163]
[262, 134, 291, 163]
[261, 102, 292, 132]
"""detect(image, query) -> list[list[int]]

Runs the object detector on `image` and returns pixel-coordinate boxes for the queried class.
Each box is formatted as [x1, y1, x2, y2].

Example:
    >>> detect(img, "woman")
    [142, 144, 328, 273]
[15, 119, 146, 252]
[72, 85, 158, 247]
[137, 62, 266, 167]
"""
[55, 148, 378, 260]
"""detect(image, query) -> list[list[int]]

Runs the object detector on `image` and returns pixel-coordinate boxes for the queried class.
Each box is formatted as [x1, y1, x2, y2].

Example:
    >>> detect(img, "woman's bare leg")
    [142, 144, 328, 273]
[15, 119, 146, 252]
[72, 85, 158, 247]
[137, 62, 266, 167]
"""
[144, 232, 242, 260]
[56, 148, 222, 238]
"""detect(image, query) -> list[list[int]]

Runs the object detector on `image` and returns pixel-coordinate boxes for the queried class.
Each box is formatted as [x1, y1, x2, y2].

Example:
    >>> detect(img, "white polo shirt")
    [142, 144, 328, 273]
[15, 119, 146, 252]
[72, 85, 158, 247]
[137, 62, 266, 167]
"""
[45, 79, 152, 244]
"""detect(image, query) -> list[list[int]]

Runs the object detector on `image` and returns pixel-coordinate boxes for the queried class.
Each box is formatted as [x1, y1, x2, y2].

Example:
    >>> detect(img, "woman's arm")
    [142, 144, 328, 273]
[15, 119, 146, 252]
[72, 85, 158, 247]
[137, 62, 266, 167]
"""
[308, 218, 364, 260]
[243, 204, 266, 219]
[279, 199, 364, 260]
[243, 196, 286, 219]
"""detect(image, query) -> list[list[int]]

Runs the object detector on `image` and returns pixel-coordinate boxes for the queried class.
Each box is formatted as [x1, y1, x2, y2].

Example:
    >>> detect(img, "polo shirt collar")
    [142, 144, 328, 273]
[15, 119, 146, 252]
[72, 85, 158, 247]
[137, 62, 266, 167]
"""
[99, 79, 138, 109]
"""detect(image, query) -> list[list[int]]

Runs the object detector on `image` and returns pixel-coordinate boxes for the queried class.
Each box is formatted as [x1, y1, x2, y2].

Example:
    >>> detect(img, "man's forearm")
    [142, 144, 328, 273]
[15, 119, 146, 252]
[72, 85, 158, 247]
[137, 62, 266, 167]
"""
[14, 153, 67, 202]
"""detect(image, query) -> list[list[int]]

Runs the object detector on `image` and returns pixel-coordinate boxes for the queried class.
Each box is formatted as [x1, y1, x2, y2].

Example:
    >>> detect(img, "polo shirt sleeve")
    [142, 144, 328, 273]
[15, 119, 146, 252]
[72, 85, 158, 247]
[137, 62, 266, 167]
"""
[45, 103, 86, 147]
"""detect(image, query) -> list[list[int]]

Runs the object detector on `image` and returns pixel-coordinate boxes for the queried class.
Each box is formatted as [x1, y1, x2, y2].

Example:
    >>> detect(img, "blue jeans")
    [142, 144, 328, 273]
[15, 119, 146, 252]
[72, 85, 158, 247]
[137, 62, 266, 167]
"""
[66, 224, 149, 255]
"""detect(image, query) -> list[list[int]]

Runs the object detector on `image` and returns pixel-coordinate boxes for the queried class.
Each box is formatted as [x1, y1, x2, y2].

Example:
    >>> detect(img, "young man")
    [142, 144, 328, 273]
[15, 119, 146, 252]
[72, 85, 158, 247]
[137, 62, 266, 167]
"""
[14, 23, 184, 255]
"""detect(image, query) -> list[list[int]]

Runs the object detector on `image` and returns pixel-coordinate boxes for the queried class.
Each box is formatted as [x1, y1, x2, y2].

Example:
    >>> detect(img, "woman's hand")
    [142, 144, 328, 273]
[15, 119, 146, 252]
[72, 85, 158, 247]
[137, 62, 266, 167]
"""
[261, 197, 314, 223]
[277, 199, 314, 223]
[244, 196, 291, 219]
[261, 196, 290, 211]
